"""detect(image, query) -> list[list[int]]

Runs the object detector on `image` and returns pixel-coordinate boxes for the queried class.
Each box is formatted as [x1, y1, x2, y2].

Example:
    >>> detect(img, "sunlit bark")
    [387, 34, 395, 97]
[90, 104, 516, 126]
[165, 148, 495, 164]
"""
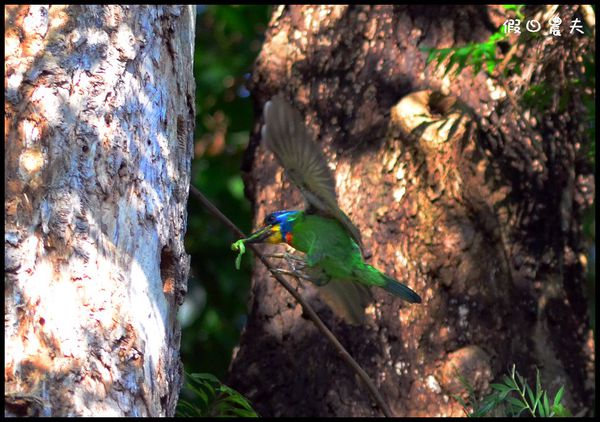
[4, 5, 195, 416]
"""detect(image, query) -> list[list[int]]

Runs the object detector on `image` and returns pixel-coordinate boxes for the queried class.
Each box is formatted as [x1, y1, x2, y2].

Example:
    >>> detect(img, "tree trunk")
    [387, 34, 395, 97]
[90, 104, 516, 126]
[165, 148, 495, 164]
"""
[228, 5, 594, 416]
[4, 5, 195, 416]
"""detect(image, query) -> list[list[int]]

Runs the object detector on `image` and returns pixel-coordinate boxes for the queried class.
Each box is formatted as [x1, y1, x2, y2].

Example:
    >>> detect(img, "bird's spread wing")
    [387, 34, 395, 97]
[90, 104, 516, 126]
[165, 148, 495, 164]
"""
[261, 94, 363, 250]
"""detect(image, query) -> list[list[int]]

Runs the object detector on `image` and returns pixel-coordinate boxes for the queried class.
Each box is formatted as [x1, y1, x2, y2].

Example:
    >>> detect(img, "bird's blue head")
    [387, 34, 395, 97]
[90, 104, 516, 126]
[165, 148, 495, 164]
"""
[246, 210, 302, 244]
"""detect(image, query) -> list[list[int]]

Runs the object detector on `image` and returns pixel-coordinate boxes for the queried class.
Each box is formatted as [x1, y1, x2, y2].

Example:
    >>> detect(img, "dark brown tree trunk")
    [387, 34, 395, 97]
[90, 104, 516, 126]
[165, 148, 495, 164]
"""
[228, 5, 594, 417]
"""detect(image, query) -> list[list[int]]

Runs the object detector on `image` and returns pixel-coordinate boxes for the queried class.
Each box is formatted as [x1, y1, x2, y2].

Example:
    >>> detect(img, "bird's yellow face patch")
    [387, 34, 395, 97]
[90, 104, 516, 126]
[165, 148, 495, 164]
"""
[245, 223, 284, 245]
[265, 225, 283, 244]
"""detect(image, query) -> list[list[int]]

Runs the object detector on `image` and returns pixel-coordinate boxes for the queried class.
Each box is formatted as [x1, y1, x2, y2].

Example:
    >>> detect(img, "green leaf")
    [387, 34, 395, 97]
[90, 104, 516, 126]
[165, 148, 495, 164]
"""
[471, 57, 483, 75]
[220, 389, 254, 408]
[508, 405, 529, 417]
[186, 380, 211, 404]
[423, 48, 437, 65]
[491, 383, 513, 393]
[489, 31, 507, 43]
[453, 46, 473, 76]
[505, 395, 526, 410]
[435, 48, 452, 72]
[486, 59, 497, 74]
[177, 400, 201, 417]
[552, 402, 572, 417]
[515, 371, 525, 387]
[189, 382, 217, 404]
[452, 394, 467, 407]
[480, 43, 496, 59]
[458, 365, 572, 418]
[533, 389, 544, 414]
[474, 397, 498, 416]
[180, 372, 258, 417]
[444, 55, 457, 76]
[435, 48, 451, 62]
[452, 393, 470, 416]
[526, 383, 536, 409]
[190, 372, 221, 383]
[503, 374, 519, 391]
[542, 391, 550, 416]
[553, 385, 565, 407]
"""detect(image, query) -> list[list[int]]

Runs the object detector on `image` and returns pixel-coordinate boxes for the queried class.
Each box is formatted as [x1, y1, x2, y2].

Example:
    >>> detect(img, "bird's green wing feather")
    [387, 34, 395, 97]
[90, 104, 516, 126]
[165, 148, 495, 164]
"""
[261, 94, 363, 251]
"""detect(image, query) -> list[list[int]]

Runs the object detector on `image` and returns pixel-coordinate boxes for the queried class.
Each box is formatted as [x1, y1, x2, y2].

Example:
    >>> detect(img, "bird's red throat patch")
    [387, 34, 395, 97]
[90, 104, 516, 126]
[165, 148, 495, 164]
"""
[285, 232, 293, 244]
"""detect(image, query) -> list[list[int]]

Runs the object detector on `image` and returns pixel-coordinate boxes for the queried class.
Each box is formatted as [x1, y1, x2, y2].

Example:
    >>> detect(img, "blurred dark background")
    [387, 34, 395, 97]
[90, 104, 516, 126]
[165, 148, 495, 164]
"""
[180, 5, 271, 378]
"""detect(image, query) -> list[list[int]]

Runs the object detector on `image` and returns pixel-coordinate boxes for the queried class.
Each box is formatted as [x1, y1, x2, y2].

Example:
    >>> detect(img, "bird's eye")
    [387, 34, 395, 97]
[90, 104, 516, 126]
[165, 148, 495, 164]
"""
[265, 214, 276, 225]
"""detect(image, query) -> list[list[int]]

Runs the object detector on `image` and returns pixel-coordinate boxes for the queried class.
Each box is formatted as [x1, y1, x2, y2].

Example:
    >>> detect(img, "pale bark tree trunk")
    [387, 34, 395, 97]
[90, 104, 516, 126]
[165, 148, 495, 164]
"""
[228, 5, 594, 416]
[5, 5, 195, 416]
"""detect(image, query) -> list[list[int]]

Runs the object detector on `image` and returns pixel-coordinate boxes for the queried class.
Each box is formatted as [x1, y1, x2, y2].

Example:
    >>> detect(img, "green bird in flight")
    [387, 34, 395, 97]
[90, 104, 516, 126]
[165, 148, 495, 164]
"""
[242, 94, 421, 324]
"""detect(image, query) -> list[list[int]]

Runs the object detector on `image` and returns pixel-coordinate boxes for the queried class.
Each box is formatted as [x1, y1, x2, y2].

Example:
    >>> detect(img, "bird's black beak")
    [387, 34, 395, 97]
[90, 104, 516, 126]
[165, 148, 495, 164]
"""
[244, 224, 274, 244]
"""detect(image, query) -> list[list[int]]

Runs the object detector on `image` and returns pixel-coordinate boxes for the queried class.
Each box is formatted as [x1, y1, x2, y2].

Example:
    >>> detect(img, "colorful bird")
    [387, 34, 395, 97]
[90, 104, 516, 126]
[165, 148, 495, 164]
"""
[243, 94, 421, 324]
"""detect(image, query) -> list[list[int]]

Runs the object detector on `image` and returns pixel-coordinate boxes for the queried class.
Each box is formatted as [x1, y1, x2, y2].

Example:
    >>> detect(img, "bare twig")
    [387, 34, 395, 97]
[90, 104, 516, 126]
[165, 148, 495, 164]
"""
[189, 185, 394, 417]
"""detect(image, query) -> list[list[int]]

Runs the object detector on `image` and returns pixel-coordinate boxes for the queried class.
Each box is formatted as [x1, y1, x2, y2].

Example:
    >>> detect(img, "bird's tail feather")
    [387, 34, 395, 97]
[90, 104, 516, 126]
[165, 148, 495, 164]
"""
[381, 273, 422, 303]
[356, 265, 422, 304]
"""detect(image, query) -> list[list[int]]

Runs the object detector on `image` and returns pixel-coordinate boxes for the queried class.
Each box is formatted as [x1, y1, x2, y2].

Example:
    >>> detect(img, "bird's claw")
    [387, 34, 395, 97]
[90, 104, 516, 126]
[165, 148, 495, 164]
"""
[270, 267, 330, 286]
[270, 268, 309, 281]
[263, 252, 305, 262]
[265, 250, 330, 286]
[264, 252, 307, 272]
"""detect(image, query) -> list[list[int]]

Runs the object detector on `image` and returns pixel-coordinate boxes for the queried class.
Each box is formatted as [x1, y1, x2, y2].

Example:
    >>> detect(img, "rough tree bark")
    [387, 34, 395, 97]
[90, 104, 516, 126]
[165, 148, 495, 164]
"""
[4, 5, 195, 416]
[227, 5, 594, 417]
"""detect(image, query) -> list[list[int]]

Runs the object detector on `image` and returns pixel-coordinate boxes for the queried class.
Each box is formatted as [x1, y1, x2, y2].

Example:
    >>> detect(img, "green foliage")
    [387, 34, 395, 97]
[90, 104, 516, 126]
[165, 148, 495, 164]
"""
[420, 5, 532, 78]
[454, 364, 571, 417]
[177, 372, 258, 417]
[421, 31, 507, 77]
[420, 5, 527, 77]
[180, 5, 271, 379]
